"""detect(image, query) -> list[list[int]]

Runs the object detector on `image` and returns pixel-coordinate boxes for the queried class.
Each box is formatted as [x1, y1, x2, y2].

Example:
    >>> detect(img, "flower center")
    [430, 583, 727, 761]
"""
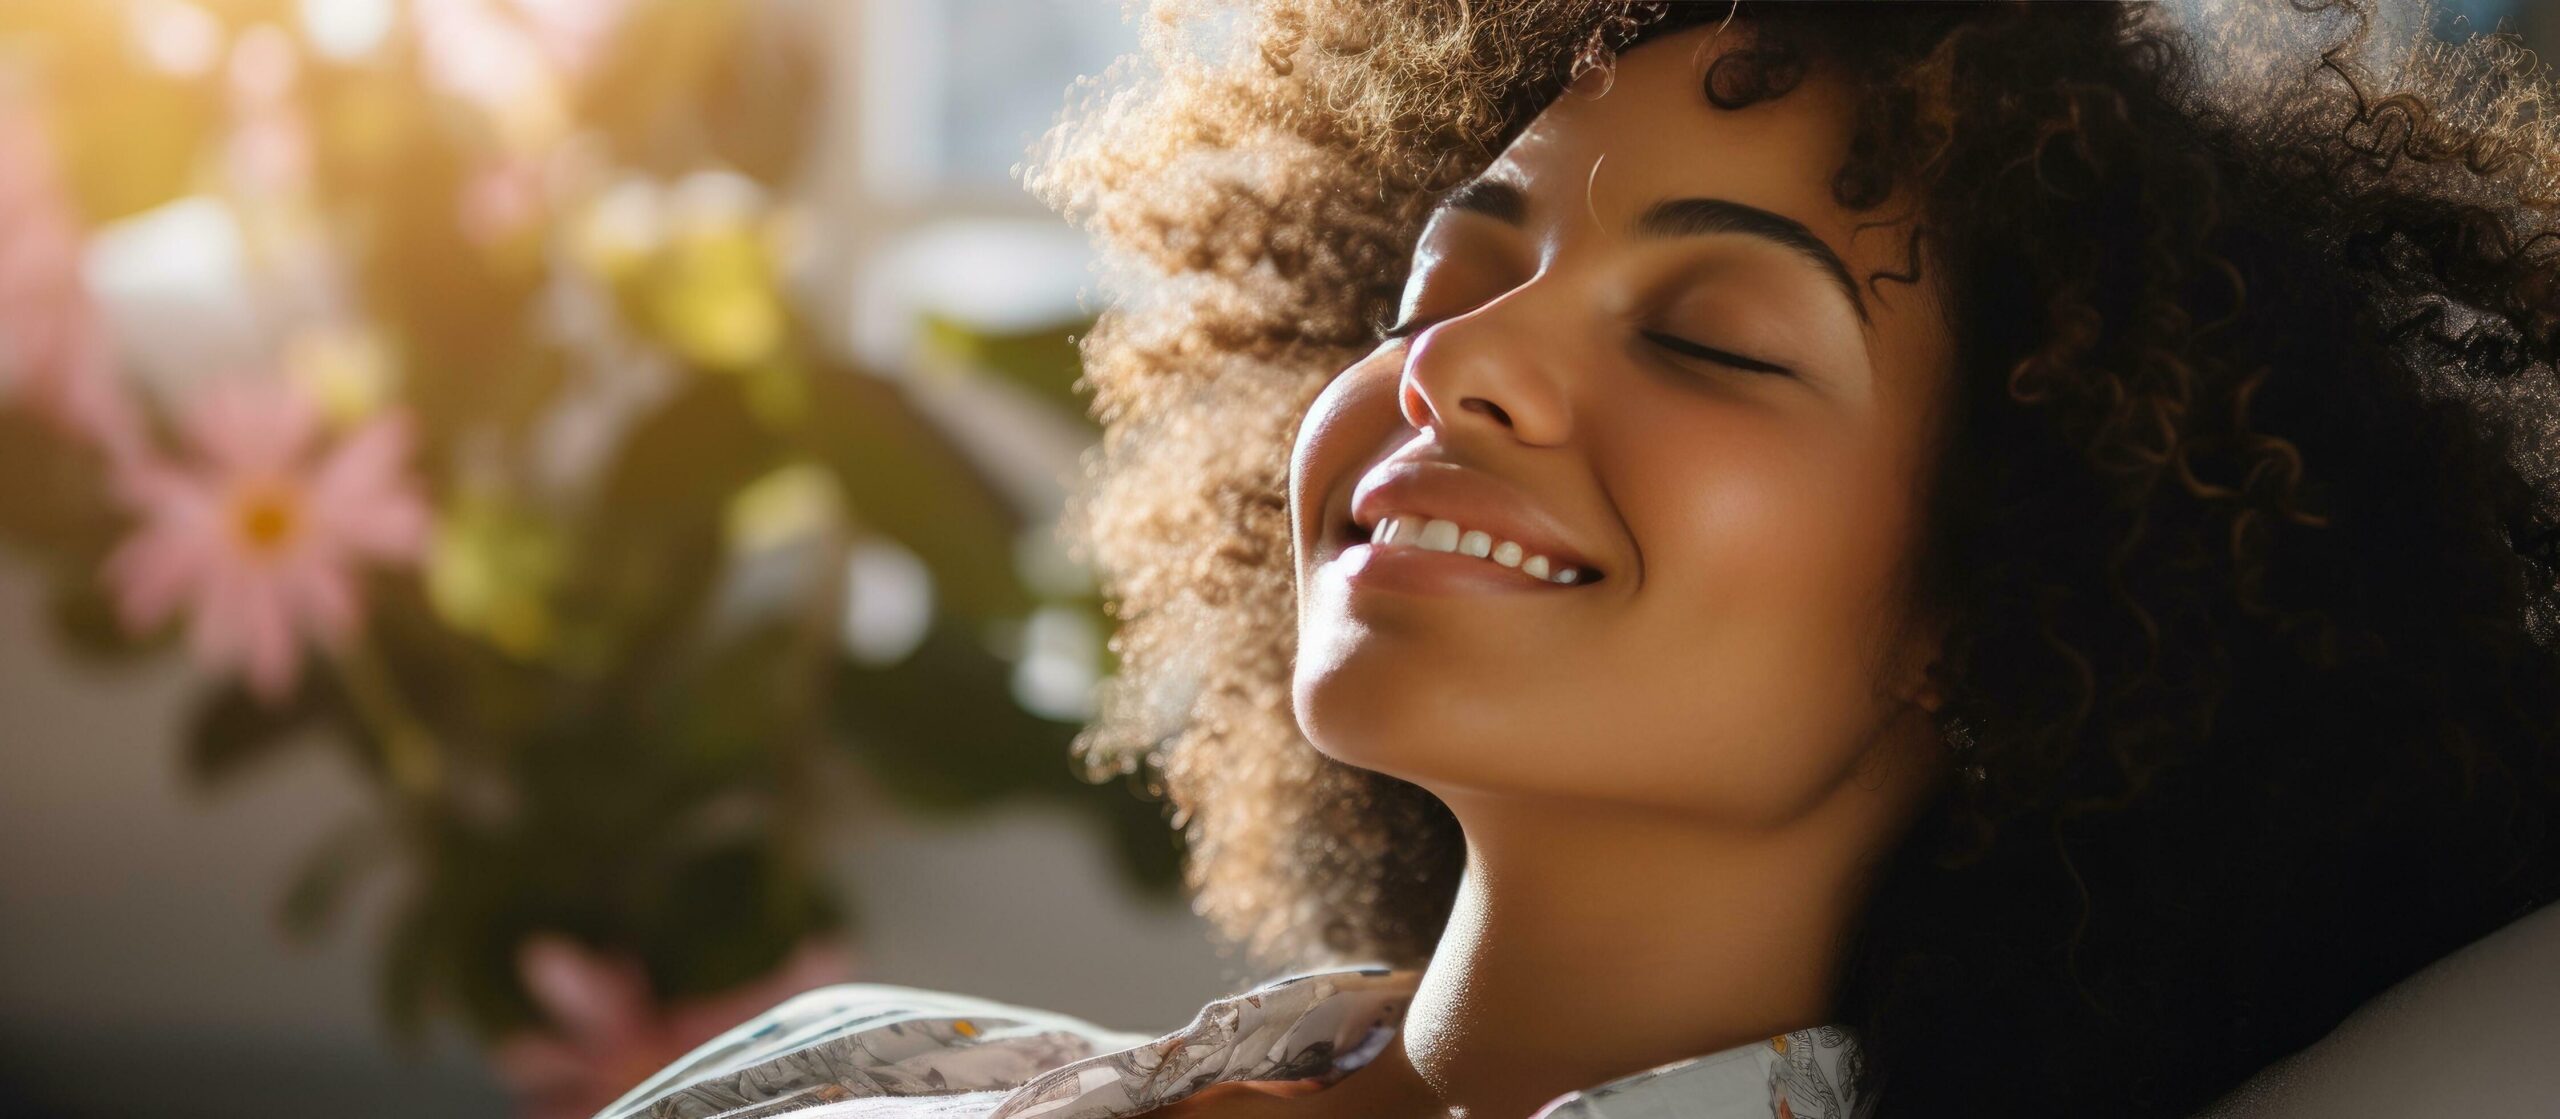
[232, 486, 301, 554]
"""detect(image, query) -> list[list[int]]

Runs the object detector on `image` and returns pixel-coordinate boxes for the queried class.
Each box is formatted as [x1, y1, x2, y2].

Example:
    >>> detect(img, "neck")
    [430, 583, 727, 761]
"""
[1379, 784, 1902, 1119]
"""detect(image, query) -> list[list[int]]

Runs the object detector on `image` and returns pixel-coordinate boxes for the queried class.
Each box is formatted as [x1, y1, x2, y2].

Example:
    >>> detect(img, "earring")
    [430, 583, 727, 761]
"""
[1941, 712, 1986, 786]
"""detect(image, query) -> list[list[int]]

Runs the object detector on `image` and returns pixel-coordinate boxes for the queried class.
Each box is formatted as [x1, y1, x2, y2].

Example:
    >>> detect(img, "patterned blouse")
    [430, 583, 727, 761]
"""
[593, 963, 1874, 1119]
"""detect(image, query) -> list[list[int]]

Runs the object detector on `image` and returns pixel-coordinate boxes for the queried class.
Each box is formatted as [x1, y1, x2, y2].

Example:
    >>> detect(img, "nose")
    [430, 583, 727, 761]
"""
[1395, 297, 1575, 447]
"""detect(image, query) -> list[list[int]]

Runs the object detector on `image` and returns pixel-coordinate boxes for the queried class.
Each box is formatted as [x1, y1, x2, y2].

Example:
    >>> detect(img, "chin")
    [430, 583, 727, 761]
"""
[1292, 662, 1402, 773]
[1296, 663, 1444, 777]
[1293, 658, 1552, 794]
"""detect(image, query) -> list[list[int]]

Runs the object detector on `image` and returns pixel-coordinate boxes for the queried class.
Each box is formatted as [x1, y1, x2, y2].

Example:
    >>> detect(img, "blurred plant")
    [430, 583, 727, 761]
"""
[0, 0, 1173, 1096]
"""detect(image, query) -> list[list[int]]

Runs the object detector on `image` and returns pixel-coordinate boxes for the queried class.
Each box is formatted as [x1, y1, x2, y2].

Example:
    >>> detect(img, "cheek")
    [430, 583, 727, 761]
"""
[1631, 406, 1909, 622]
[1289, 358, 1401, 536]
[1589, 417, 1921, 819]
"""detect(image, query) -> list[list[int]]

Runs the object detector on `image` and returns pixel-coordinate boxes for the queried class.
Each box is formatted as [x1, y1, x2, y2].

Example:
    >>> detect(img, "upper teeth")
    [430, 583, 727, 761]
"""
[1369, 514, 1592, 584]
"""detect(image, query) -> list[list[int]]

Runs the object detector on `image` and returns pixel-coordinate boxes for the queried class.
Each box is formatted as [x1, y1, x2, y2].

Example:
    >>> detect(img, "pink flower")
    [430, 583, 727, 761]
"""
[491, 934, 860, 1119]
[0, 98, 146, 461]
[104, 374, 433, 703]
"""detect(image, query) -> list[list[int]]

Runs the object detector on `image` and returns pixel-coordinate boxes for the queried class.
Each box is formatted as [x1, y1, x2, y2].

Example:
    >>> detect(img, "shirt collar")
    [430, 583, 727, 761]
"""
[986, 963, 1872, 1119]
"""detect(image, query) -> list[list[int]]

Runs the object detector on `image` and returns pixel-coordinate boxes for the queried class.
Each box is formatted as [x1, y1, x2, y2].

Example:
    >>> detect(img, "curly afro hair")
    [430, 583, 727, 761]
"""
[1023, 1, 2560, 1114]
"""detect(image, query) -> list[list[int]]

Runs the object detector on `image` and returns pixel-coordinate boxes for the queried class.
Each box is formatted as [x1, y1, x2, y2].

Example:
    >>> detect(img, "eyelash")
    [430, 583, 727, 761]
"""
[1374, 317, 1791, 377]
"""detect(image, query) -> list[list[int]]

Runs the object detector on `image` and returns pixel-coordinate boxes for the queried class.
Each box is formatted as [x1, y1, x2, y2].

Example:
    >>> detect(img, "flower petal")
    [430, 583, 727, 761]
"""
[190, 564, 302, 703]
[102, 461, 227, 634]
[308, 411, 432, 562]
[185, 565, 253, 674]
[184, 374, 319, 479]
[104, 522, 215, 634]
[235, 576, 304, 703]
[516, 934, 653, 1050]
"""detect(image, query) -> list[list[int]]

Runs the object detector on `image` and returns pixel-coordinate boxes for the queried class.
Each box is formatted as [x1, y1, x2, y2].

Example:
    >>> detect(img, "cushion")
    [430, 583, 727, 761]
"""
[2194, 898, 2560, 1116]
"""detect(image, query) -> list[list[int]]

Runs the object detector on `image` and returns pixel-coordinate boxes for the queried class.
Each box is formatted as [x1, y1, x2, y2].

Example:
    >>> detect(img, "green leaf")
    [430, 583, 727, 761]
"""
[563, 376, 782, 683]
[830, 607, 1183, 893]
[664, 623, 803, 774]
[278, 816, 395, 945]
[636, 841, 838, 1003]
[376, 893, 440, 1048]
[917, 311, 1098, 430]
[44, 574, 174, 665]
[829, 612, 1079, 812]
[180, 677, 343, 793]
[800, 365, 1032, 622]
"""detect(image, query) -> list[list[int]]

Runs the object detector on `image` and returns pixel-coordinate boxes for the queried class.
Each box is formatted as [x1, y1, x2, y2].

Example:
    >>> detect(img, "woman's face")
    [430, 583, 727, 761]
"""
[1289, 24, 1961, 828]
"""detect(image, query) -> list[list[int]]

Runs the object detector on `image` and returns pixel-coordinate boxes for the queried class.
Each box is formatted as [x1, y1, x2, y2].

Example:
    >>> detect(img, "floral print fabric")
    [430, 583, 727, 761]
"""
[594, 964, 1872, 1119]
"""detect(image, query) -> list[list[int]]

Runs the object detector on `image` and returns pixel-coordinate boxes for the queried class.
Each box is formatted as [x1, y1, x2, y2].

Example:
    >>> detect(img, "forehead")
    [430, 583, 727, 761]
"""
[1469, 23, 1913, 320]
[1502, 27, 1850, 193]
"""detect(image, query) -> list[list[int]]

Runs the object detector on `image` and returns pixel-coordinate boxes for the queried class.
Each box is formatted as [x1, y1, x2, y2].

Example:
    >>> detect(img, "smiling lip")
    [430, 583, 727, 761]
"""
[1323, 541, 1596, 597]
[1345, 461, 1609, 580]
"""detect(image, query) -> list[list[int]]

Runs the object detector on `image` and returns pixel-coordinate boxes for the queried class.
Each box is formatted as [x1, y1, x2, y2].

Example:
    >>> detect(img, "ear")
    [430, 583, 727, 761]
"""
[1887, 606, 1953, 717]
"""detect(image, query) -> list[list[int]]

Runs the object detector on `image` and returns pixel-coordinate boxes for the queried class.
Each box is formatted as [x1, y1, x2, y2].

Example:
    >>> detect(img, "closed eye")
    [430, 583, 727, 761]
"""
[1375, 317, 1793, 379]
[1639, 330, 1793, 377]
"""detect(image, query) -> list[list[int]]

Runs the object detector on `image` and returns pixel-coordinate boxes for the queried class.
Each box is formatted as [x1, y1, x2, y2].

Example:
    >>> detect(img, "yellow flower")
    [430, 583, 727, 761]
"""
[724, 463, 841, 557]
[282, 321, 396, 429]
[425, 488, 563, 660]
[648, 223, 786, 373]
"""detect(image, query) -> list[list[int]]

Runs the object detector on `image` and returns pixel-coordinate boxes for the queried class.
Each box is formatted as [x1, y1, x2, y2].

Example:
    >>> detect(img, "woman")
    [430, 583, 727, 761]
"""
[602, 2, 2560, 1116]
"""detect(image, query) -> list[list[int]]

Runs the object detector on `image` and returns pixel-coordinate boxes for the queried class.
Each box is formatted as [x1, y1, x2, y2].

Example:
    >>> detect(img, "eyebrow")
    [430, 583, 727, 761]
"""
[1427, 176, 1872, 326]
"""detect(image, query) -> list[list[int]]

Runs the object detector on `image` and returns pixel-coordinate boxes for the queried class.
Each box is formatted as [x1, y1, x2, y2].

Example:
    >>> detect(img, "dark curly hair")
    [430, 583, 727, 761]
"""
[1024, 1, 2560, 1114]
